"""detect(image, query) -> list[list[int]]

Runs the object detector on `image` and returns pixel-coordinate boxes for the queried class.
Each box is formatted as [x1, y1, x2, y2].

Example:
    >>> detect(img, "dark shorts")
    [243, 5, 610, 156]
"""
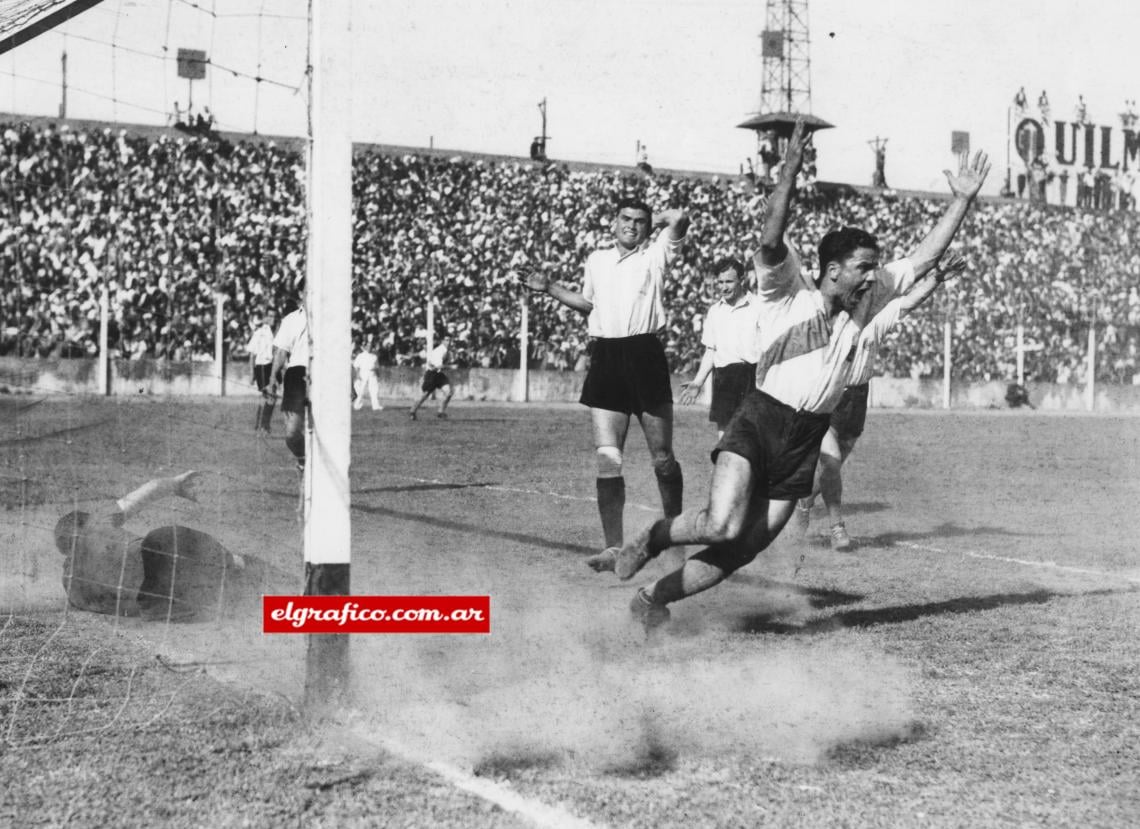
[712, 388, 832, 501]
[253, 363, 272, 392]
[137, 526, 263, 622]
[579, 333, 673, 415]
[282, 366, 307, 415]
[710, 362, 756, 429]
[830, 383, 870, 442]
[421, 369, 450, 393]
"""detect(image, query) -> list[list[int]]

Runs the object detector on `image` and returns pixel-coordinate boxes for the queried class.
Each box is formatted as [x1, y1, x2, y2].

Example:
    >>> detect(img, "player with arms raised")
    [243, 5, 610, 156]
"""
[609, 120, 990, 630]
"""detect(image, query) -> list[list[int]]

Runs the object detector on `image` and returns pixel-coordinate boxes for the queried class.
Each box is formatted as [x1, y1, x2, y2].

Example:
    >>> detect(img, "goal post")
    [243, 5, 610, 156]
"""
[303, 0, 354, 708]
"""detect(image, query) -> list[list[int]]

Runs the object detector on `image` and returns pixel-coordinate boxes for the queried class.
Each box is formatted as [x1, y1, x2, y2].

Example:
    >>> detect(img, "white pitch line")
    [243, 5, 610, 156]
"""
[386, 473, 1140, 586]
[377, 736, 603, 829]
[890, 540, 1140, 585]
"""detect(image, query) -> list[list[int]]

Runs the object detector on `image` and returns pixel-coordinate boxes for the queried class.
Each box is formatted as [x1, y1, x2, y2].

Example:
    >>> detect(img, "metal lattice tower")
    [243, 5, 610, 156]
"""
[759, 0, 812, 115]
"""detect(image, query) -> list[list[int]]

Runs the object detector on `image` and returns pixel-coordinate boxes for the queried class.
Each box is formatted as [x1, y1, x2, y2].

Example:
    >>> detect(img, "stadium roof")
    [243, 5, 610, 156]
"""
[0, 0, 104, 58]
[736, 112, 835, 137]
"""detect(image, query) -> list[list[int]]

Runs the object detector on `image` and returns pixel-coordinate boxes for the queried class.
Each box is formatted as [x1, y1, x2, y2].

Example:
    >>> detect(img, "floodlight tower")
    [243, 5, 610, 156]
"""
[738, 0, 832, 172]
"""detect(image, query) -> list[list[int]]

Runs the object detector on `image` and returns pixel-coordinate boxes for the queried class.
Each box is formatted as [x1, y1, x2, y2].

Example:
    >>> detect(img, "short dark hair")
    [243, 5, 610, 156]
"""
[712, 257, 745, 279]
[54, 510, 91, 555]
[615, 197, 652, 218]
[817, 227, 880, 282]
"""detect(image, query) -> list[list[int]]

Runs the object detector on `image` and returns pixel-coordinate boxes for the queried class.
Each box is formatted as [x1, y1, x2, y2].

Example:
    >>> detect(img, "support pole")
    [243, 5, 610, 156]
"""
[1015, 323, 1025, 387]
[1085, 322, 1097, 412]
[98, 283, 109, 396]
[214, 292, 226, 396]
[304, 0, 353, 709]
[512, 297, 530, 402]
[942, 319, 952, 409]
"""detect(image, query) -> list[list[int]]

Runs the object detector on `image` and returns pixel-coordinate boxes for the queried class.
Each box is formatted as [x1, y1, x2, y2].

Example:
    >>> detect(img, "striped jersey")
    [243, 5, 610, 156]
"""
[752, 243, 914, 413]
[849, 296, 906, 385]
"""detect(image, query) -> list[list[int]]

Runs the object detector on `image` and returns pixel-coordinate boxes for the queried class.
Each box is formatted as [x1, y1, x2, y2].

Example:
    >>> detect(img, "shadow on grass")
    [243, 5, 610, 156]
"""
[737, 586, 1128, 635]
[862, 522, 1042, 547]
[725, 573, 864, 609]
[825, 721, 932, 769]
[353, 482, 498, 495]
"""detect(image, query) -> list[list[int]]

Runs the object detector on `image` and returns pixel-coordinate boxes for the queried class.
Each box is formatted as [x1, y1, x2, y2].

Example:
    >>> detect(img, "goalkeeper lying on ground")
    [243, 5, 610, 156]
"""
[53, 471, 277, 621]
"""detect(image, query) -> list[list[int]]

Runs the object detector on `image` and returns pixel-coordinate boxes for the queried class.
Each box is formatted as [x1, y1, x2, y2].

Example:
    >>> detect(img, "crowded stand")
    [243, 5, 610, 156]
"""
[1, 119, 1138, 384]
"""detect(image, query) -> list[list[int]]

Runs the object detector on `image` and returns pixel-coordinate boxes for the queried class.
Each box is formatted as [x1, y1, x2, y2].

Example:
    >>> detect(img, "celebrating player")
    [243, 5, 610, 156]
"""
[679, 258, 760, 440]
[608, 120, 990, 632]
[795, 253, 968, 550]
[519, 198, 690, 568]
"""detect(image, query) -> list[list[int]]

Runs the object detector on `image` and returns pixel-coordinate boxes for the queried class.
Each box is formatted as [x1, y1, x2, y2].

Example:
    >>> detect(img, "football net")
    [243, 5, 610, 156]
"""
[0, 0, 332, 746]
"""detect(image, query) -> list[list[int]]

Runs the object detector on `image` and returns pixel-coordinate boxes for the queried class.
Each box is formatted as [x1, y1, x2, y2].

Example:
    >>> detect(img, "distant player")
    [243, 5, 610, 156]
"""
[410, 334, 453, 420]
[53, 471, 272, 621]
[352, 337, 384, 411]
[267, 301, 308, 473]
[607, 120, 990, 632]
[246, 310, 277, 434]
[794, 253, 968, 550]
[679, 258, 760, 440]
[519, 198, 690, 569]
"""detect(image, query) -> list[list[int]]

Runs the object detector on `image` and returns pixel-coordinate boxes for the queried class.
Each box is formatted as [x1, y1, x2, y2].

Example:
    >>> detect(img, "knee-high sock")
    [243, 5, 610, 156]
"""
[259, 400, 276, 432]
[654, 460, 683, 518]
[596, 476, 625, 548]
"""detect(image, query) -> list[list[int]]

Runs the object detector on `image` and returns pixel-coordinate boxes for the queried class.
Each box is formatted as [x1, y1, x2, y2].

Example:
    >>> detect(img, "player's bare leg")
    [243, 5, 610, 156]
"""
[631, 498, 797, 631]
[436, 384, 453, 418]
[638, 402, 683, 519]
[283, 410, 306, 516]
[585, 407, 631, 571]
[615, 450, 753, 580]
[819, 434, 857, 551]
[409, 390, 431, 420]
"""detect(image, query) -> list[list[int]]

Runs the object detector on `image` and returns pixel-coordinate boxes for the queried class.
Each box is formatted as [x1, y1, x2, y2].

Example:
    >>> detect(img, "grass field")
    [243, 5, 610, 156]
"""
[2, 394, 1139, 828]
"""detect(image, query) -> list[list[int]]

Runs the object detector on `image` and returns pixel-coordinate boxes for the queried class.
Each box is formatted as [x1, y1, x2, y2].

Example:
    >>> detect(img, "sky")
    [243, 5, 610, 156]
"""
[0, 0, 1136, 195]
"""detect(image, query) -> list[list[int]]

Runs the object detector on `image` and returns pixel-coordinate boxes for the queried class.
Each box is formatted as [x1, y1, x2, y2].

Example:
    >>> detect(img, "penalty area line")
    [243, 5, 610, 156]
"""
[378, 736, 603, 829]
[891, 540, 1140, 586]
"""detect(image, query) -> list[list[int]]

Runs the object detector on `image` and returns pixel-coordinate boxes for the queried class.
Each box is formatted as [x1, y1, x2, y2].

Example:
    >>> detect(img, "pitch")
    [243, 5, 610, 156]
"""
[2, 396, 1138, 827]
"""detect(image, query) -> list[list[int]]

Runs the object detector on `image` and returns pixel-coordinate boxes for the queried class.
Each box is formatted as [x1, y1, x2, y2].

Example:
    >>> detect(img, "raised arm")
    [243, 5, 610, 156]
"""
[899, 252, 967, 316]
[517, 269, 593, 315]
[907, 151, 991, 278]
[757, 119, 808, 266]
[653, 208, 690, 243]
[116, 471, 199, 520]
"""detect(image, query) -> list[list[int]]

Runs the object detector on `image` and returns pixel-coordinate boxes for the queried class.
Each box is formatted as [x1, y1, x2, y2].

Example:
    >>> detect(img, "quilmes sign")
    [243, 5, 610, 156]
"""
[1015, 116, 1140, 171]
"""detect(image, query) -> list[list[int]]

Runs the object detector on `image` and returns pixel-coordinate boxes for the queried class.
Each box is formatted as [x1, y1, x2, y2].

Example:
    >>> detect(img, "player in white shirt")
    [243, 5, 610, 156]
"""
[410, 334, 454, 420]
[519, 198, 690, 569]
[246, 311, 277, 434]
[609, 120, 990, 632]
[679, 258, 761, 439]
[352, 338, 384, 412]
[267, 302, 308, 472]
[795, 253, 966, 550]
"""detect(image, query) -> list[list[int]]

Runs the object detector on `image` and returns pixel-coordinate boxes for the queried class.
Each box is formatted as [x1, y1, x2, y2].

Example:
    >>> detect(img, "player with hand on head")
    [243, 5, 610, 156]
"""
[53, 471, 275, 621]
[518, 198, 690, 570]
[679, 257, 760, 440]
[607, 120, 989, 632]
[410, 333, 454, 420]
[794, 252, 968, 550]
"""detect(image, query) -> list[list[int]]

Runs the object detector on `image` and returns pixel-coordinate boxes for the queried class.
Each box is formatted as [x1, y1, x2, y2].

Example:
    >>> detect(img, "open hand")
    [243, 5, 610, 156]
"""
[678, 381, 701, 406]
[943, 150, 991, 201]
[515, 269, 551, 293]
[172, 470, 200, 502]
